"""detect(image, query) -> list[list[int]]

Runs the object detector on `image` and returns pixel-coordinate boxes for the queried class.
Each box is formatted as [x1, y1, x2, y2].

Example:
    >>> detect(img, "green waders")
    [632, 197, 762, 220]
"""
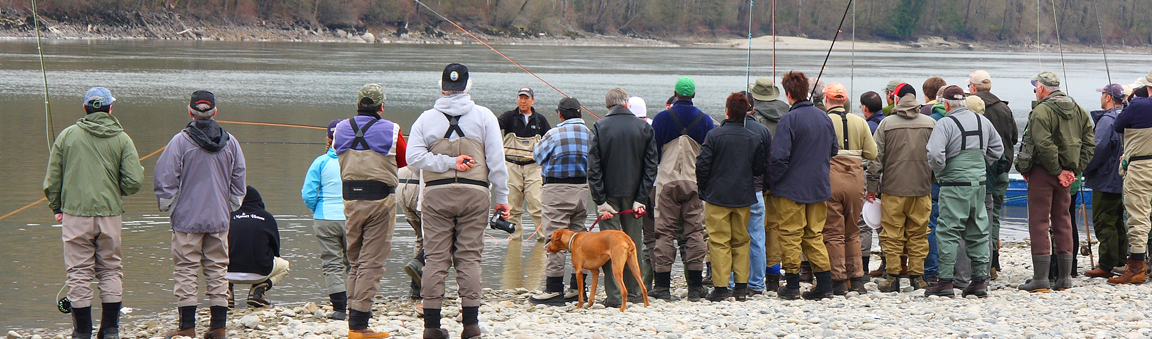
[935, 116, 992, 281]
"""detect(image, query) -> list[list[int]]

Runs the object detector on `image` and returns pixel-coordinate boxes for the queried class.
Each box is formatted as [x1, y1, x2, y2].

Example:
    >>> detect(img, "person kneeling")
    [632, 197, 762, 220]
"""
[226, 186, 291, 308]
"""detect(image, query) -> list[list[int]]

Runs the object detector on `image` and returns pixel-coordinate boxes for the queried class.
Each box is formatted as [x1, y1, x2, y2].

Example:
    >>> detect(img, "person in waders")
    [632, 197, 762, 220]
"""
[823, 83, 877, 295]
[1082, 84, 1127, 278]
[968, 70, 1018, 280]
[330, 84, 408, 339]
[649, 77, 714, 302]
[749, 77, 788, 291]
[397, 166, 425, 301]
[1016, 71, 1094, 292]
[44, 87, 144, 339]
[407, 63, 511, 339]
[923, 86, 1004, 298]
[1110, 94, 1152, 284]
[498, 87, 550, 240]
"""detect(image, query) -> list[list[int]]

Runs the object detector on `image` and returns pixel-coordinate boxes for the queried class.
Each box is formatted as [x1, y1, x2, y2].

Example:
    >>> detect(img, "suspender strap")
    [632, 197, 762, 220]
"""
[946, 115, 984, 151]
[836, 112, 850, 150]
[669, 109, 706, 136]
[443, 112, 465, 139]
[349, 117, 380, 151]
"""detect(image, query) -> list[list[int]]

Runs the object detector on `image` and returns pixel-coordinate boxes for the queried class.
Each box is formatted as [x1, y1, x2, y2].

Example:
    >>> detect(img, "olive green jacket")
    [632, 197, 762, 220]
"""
[1015, 91, 1095, 176]
[43, 113, 144, 216]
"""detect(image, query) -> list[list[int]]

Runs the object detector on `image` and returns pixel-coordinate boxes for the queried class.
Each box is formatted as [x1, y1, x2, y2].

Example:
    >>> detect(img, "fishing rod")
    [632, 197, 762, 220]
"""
[746, 0, 754, 87]
[771, 0, 777, 81]
[850, 0, 855, 101]
[31, 0, 54, 150]
[1093, 2, 1113, 85]
[412, 0, 600, 120]
[1049, 0, 1069, 92]
[1035, 0, 1042, 69]
[809, 0, 853, 99]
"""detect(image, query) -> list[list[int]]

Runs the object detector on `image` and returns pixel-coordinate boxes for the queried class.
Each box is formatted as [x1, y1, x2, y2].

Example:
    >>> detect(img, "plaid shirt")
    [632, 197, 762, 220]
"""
[534, 118, 592, 179]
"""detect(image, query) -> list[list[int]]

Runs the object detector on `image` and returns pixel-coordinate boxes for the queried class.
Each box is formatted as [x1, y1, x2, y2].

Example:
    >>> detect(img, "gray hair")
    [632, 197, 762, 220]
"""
[972, 83, 991, 92]
[605, 88, 628, 109]
[824, 97, 847, 108]
[190, 105, 216, 120]
[943, 98, 967, 109]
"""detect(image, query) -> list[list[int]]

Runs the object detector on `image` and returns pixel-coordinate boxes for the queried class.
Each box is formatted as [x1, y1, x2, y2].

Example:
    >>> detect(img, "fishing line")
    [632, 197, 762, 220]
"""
[810, 0, 853, 99]
[1049, 0, 1069, 92]
[746, 0, 754, 87]
[1093, 2, 1112, 85]
[1036, 0, 1042, 68]
[850, 0, 855, 101]
[30, 0, 54, 150]
[412, 0, 600, 119]
[771, 0, 777, 81]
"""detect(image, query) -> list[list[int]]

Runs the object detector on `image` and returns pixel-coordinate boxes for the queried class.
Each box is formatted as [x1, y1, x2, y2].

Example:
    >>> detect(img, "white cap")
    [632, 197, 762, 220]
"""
[628, 97, 647, 120]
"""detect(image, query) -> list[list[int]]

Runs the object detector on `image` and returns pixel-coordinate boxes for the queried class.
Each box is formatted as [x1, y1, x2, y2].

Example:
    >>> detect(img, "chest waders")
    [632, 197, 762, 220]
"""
[934, 115, 991, 280]
[425, 113, 490, 193]
[340, 117, 398, 200]
[654, 112, 705, 215]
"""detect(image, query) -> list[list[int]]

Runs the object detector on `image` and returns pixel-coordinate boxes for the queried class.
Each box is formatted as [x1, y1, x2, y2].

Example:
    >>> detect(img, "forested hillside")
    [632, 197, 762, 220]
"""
[2, 0, 1150, 45]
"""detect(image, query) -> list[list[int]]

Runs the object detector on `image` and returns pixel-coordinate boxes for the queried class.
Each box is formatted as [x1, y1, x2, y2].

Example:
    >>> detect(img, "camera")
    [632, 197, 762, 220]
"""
[489, 213, 516, 234]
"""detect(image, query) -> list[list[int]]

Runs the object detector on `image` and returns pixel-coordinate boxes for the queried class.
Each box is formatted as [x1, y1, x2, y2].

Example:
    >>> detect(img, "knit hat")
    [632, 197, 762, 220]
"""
[675, 77, 695, 97]
[966, 96, 986, 114]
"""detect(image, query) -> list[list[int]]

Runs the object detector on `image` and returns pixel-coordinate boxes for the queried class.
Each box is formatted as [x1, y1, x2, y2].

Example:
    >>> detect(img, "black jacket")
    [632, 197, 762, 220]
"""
[973, 91, 1018, 163]
[227, 186, 280, 276]
[498, 107, 551, 138]
[589, 106, 658, 205]
[697, 119, 767, 208]
[744, 115, 772, 192]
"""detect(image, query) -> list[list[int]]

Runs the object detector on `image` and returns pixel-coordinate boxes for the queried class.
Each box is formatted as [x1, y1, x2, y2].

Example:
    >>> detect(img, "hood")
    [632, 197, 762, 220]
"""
[972, 91, 1008, 106]
[753, 100, 785, 122]
[76, 112, 124, 138]
[326, 147, 338, 158]
[892, 94, 922, 119]
[1091, 106, 1122, 124]
[1039, 91, 1078, 119]
[433, 93, 476, 116]
[183, 119, 231, 153]
[240, 185, 264, 210]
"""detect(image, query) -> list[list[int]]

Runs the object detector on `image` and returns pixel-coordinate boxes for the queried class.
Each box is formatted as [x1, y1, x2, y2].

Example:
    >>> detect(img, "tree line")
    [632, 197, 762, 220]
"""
[3, 0, 1150, 45]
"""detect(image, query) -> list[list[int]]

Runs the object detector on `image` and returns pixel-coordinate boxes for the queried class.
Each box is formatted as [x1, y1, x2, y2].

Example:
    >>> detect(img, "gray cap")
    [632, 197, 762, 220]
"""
[885, 79, 904, 93]
[1031, 71, 1060, 87]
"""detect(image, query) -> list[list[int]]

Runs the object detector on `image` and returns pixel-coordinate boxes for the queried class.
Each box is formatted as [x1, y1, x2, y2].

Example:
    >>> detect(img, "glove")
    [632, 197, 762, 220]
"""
[631, 201, 647, 218]
[597, 203, 617, 220]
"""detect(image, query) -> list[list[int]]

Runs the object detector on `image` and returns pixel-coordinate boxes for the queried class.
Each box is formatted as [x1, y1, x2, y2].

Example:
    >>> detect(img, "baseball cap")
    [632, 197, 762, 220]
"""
[83, 87, 115, 108]
[1031, 71, 1060, 87]
[675, 77, 695, 97]
[189, 90, 215, 112]
[967, 70, 992, 86]
[517, 87, 534, 98]
[441, 63, 470, 92]
[940, 85, 967, 101]
[557, 97, 581, 113]
[1097, 84, 1125, 100]
[357, 84, 386, 109]
[327, 119, 342, 139]
[824, 82, 848, 101]
[749, 77, 781, 101]
[894, 83, 917, 99]
[885, 79, 904, 93]
[628, 97, 647, 119]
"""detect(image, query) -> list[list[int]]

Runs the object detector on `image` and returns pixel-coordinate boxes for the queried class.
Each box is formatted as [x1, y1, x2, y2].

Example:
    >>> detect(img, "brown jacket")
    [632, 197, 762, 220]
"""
[867, 94, 936, 197]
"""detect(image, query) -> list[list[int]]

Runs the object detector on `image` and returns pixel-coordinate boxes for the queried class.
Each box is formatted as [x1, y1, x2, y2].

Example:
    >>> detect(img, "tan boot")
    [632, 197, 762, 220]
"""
[163, 328, 195, 339]
[202, 327, 226, 339]
[348, 329, 391, 339]
[1108, 259, 1146, 285]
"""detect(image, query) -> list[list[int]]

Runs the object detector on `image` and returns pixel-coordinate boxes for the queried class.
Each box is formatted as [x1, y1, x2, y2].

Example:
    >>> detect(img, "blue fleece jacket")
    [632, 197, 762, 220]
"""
[301, 148, 345, 220]
[1115, 97, 1152, 132]
[769, 100, 839, 203]
[651, 99, 715, 155]
[1084, 107, 1123, 194]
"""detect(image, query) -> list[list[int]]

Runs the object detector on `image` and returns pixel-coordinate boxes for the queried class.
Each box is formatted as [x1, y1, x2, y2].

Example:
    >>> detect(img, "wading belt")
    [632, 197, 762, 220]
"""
[343, 180, 394, 200]
[937, 115, 985, 187]
[348, 117, 379, 151]
[1130, 155, 1152, 163]
[398, 178, 420, 185]
[543, 177, 587, 185]
[426, 112, 489, 188]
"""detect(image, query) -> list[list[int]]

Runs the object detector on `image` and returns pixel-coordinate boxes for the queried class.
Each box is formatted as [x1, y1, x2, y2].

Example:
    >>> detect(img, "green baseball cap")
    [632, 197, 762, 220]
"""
[675, 77, 695, 97]
[357, 84, 387, 109]
[1031, 71, 1060, 87]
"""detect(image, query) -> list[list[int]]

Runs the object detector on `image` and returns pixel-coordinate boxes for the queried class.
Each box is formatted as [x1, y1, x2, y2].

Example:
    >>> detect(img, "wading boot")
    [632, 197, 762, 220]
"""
[461, 324, 481, 339]
[422, 329, 449, 339]
[800, 262, 813, 283]
[565, 273, 588, 302]
[408, 280, 422, 300]
[962, 278, 988, 298]
[733, 283, 749, 302]
[1108, 258, 1146, 285]
[778, 273, 801, 300]
[202, 328, 226, 339]
[461, 306, 480, 339]
[329, 291, 347, 321]
[849, 277, 866, 294]
[1018, 255, 1052, 292]
[877, 274, 900, 293]
[247, 280, 272, 307]
[686, 270, 706, 302]
[802, 272, 834, 300]
[226, 283, 235, 308]
[702, 263, 713, 287]
[348, 309, 390, 339]
[1054, 254, 1074, 290]
[97, 302, 121, 339]
[204, 306, 227, 339]
[765, 273, 781, 292]
[832, 280, 848, 296]
[72, 306, 93, 339]
[404, 256, 423, 288]
[911, 276, 929, 291]
[869, 257, 887, 278]
[163, 306, 196, 339]
[706, 287, 731, 302]
[649, 271, 679, 302]
[924, 280, 954, 297]
[529, 276, 566, 306]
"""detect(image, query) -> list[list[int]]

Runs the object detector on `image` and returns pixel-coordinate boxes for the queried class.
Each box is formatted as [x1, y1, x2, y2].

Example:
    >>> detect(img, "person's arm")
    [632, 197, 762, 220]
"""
[43, 133, 65, 215]
[1114, 105, 1133, 134]
[1076, 108, 1096, 176]
[752, 135, 767, 177]
[153, 136, 182, 212]
[229, 137, 247, 212]
[497, 110, 512, 135]
[1030, 108, 1063, 176]
[769, 116, 793, 184]
[394, 126, 408, 169]
[695, 134, 714, 197]
[637, 125, 659, 206]
[301, 157, 323, 213]
[926, 120, 950, 175]
[866, 121, 887, 194]
[587, 124, 606, 205]
[406, 115, 456, 173]
[119, 136, 144, 196]
[985, 118, 1005, 165]
[483, 111, 510, 204]
[859, 119, 878, 161]
[533, 129, 555, 167]
[761, 130, 772, 191]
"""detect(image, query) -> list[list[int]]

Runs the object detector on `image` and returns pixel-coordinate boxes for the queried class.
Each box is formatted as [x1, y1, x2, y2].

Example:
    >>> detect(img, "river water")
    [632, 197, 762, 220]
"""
[1, 40, 1144, 330]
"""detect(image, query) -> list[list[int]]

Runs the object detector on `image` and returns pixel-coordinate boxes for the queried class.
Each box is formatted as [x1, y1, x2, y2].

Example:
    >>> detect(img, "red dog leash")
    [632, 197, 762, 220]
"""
[589, 209, 646, 230]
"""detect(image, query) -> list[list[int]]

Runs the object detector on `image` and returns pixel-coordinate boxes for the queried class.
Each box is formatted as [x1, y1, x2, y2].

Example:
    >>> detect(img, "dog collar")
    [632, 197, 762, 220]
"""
[567, 232, 577, 251]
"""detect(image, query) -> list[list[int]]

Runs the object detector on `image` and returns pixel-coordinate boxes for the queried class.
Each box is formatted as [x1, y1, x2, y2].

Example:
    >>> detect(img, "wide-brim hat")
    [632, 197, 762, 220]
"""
[749, 77, 780, 101]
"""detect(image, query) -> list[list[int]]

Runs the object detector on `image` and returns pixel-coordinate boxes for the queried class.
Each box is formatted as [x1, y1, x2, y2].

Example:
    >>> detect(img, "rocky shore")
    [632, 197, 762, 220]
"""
[9, 241, 1152, 339]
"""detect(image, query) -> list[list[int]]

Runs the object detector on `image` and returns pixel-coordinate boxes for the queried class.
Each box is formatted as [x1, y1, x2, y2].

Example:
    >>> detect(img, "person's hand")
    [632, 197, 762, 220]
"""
[1059, 170, 1075, 187]
[631, 201, 647, 218]
[865, 192, 877, 203]
[597, 203, 617, 220]
[456, 155, 475, 172]
[494, 204, 511, 219]
[54, 213, 63, 223]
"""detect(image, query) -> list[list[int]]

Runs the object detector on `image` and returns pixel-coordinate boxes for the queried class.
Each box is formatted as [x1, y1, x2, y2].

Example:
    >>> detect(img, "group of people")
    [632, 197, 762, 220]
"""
[42, 62, 1152, 339]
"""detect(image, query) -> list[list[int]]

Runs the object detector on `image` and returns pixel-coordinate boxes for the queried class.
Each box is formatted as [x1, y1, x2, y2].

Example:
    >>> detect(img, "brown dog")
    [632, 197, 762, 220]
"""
[545, 229, 650, 311]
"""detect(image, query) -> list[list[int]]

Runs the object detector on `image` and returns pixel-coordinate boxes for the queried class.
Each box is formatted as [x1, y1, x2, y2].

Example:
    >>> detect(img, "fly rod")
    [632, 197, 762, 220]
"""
[809, 0, 853, 99]
[31, 0, 54, 149]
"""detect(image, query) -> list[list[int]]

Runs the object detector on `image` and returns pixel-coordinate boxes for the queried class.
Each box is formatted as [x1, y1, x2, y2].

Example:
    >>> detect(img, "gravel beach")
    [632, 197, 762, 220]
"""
[9, 241, 1151, 339]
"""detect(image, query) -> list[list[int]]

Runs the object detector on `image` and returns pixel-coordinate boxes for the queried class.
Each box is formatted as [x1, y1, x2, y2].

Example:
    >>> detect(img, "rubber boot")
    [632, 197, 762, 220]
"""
[348, 309, 390, 339]
[877, 274, 900, 293]
[329, 291, 348, 320]
[1018, 255, 1052, 292]
[649, 271, 679, 301]
[702, 263, 713, 287]
[800, 261, 813, 283]
[849, 277, 866, 294]
[1054, 254, 1074, 290]
[97, 302, 121, 339]
[924, 280, 955, 297]
[163, 306, 196, 339]
[831, 280, 848, 296]
[802, 271, 834, 300]
[962, 277, 988, 298]
[1109, 257, 1147, 284]
[71, 306, 93, 339]
[686, 270, 706, 301]
[869, 257, 886, 278]
[461, 306, 480, 339]
[778, 273, 801, 300]
[765, 273, 781, 293]
[247, 280, 272, 307]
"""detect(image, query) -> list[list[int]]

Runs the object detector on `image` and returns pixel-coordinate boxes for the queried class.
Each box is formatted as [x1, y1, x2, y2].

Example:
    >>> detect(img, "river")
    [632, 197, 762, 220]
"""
[0, 40, 1144, 330]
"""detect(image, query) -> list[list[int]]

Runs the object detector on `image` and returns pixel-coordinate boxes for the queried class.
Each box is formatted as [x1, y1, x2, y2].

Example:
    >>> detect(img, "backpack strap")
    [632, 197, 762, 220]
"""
[947, 115, 984, 151]
[349, 117, 380, 151]
[668, 109, 706, 136]
[443, 112, 465, 139]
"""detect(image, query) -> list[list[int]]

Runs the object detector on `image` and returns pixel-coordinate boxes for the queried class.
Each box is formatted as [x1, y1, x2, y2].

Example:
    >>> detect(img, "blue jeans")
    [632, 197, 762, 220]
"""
[924, 183, 941, 278]
[731, 194, 766, 291]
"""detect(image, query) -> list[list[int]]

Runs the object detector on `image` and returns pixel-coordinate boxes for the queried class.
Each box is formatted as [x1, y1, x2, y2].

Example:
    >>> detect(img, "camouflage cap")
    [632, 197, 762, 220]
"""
[357, 84, 387, 109]
[1031, 71, 1060, 87]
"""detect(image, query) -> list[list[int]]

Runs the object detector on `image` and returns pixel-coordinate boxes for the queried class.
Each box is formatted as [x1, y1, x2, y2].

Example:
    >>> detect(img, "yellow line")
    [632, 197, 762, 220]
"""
[0, 198, 48, 221]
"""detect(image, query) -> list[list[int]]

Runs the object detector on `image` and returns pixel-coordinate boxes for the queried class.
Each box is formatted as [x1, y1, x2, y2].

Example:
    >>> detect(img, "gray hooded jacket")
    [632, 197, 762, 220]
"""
[154, 119, 247, 234]
[406, 93, 510, 204]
